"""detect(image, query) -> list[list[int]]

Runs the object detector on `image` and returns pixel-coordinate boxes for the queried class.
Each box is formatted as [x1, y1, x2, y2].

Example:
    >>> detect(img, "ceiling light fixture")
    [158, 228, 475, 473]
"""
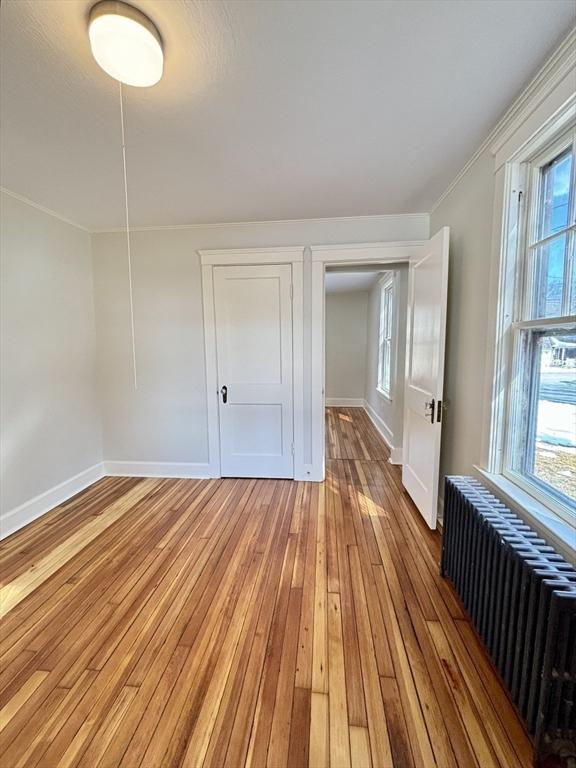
[88, 1, 163, 87]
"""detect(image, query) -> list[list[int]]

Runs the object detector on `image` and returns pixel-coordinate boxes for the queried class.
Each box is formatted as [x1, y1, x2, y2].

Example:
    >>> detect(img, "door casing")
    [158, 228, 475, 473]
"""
[200, 247, 305, 479]
[309, 239, 428, 481]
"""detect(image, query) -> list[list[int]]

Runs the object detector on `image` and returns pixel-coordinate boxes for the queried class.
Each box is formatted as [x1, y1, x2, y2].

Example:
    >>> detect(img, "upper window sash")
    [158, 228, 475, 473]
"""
[519, 131, 576, 322]
[528, 133, 575, 244]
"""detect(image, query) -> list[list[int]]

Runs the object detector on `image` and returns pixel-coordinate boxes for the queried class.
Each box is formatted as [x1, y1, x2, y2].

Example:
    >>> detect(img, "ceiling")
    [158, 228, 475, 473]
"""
[325, 271, 382, 294]
[1, 0, 574, 231]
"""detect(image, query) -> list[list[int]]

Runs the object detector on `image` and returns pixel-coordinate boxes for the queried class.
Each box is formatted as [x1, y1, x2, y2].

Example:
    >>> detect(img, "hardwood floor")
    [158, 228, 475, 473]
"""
[0, 407, 532, 767]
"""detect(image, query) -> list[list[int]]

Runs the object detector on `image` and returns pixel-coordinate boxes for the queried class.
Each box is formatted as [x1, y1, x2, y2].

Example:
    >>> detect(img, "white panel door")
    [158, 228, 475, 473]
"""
[214, 264, 294, 478]
[402, 227, 449, 528]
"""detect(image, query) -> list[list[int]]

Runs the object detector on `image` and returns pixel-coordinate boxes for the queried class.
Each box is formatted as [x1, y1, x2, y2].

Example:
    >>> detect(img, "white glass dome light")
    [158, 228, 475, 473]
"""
[88, 1, 163, 87]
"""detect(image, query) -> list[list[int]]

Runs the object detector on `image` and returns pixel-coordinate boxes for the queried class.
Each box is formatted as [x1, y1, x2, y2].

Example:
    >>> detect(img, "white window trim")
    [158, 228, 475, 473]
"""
[501, 132, 575, 525]
[376, 388, 393, 403]
[376, 273, 395, 401]
[480, 38, 576, 552]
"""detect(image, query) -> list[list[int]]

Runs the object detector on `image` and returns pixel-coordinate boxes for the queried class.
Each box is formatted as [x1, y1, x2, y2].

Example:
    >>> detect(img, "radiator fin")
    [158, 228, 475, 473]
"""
[441, 476, 576, 765]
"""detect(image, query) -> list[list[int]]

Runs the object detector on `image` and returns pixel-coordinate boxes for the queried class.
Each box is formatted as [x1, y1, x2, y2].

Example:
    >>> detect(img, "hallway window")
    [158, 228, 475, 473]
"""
[504, 133, 575, 523]
[377, 275, 394, 398]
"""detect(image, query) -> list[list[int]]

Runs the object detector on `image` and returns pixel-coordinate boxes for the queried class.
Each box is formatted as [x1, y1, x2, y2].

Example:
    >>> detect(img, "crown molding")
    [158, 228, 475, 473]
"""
[91, 212, 429, 235]
[489, 28, 576, 158]
[1, 185, 428, 235]
[0, 187, 90, 232]
[430, 28, 576, 215]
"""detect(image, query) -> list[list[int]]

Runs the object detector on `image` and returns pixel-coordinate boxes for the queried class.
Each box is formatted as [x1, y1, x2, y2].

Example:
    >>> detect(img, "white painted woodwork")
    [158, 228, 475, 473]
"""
[402, 227, 449, 528]
[214, 264, 294, 478]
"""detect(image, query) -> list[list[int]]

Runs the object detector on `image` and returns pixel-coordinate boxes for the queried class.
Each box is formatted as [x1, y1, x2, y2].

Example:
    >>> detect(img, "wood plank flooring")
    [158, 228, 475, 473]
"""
[0, 407, 532, 767]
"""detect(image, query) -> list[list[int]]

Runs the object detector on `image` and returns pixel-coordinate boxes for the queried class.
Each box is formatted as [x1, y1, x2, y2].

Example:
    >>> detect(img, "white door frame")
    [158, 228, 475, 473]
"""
[200, 247, 305, 479]
[309, 240, 425, 481]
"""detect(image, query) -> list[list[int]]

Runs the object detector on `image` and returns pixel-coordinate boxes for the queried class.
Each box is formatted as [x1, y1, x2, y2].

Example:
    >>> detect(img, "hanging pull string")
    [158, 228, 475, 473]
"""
[119, 81, 138, 390]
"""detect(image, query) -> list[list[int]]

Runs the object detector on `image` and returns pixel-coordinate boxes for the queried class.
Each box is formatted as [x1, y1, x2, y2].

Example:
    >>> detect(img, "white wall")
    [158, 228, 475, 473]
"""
[325, 291, 368, 402]
[0, 192, 103, 533]
[92, 229, 208, 466]
[92, 215, 428, 469]
[430, 148, 495, 484]
[364, 268, 408, 458]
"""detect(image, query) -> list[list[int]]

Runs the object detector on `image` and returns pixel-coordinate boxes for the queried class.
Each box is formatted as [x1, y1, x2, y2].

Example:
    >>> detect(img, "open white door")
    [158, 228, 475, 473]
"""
[214, 264, 294, 478]
[402, 227, 449, 528]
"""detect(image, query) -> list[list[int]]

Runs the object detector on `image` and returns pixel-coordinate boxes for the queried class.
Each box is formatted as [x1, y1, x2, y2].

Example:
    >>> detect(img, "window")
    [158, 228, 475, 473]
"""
[377, 276, 394, 398]
[504, 132, 576, 524]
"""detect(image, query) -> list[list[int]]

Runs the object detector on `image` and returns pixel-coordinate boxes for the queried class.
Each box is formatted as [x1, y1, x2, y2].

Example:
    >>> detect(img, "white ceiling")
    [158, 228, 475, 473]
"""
[325, 271, 382, 294]
[1, 0, 574, 231]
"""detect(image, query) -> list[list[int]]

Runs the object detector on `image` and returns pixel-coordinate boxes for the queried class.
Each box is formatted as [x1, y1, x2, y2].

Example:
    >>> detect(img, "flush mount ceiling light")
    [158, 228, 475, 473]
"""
[89, 1, 163, 87]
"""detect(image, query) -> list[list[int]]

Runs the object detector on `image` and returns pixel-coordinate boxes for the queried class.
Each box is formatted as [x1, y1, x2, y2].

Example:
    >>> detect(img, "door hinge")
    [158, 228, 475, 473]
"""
[436, 399, 448, 423]
[290, 283, 293, 299]
[291, 443, 295, 456]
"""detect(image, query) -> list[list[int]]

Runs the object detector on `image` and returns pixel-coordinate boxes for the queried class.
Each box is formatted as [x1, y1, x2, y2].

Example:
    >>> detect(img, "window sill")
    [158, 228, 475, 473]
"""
[474, 467, 575, 565]
[376, 388, 392, 403]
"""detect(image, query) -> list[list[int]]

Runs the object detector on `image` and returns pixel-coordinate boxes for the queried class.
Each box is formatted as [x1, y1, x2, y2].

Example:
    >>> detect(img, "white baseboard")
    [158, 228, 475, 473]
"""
[1, 462, 105, 540]
[363, 400, 394, 446]
[325, 397, 366, 407]
[363, 400, 402, 464]
[103, 461, 213, 479]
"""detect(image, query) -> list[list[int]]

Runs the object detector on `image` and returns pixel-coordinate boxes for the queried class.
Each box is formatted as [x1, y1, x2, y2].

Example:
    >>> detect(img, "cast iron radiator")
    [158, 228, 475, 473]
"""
[441, 476, 576, 766]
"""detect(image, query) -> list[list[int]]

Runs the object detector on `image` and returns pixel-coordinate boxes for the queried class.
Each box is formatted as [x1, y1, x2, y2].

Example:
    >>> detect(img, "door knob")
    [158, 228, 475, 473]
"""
[220, 385, 228, 404]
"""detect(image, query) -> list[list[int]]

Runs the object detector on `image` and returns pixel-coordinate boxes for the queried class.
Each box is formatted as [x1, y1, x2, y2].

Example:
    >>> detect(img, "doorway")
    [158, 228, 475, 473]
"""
[311, 229, 449, 528]
[324, 266, 408, 463]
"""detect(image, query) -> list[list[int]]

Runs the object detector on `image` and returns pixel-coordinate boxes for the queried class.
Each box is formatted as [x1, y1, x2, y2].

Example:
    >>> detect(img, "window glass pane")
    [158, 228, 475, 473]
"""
[378, 281, 393, 395]
[571, 249, 576, 315]
[383, 287, 390, 338]
[386, 339, 391, 389]
[525, 329, 576, 505]
[536, 149, 572, 241]
[531, 234, 567, 318]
